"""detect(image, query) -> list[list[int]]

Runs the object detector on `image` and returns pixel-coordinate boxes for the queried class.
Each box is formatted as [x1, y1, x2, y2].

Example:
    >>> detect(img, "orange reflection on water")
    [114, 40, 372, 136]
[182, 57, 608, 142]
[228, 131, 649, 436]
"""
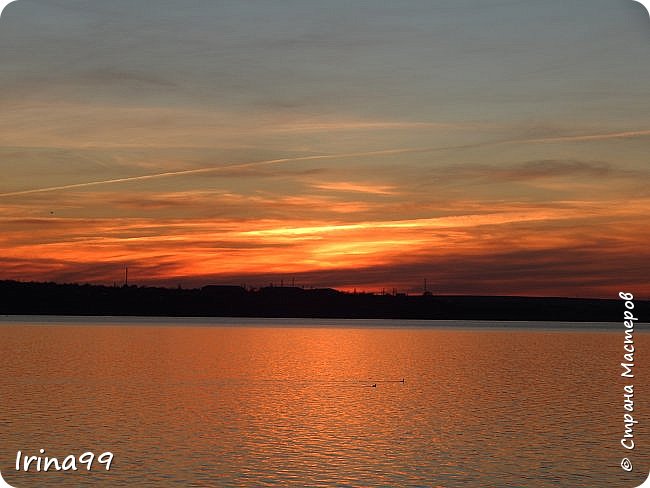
[1, 321, 649, 487]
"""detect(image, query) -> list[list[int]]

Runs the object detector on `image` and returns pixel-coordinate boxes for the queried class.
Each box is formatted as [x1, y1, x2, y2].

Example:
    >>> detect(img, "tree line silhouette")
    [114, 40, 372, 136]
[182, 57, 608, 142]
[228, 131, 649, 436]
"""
[1, 280, 647, 322]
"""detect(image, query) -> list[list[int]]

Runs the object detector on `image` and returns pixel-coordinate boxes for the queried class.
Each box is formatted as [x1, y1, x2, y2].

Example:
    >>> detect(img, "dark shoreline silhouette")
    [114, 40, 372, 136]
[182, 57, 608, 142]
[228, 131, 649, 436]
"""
[1, 280, 647, 322]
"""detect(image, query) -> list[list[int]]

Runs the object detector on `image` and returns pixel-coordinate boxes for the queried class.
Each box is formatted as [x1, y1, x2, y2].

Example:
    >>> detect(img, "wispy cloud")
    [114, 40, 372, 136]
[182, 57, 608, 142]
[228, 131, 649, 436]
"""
[311, 181, 398, 195]
[268, 120, 457, 133]
[438, 159, 617, 182]
[3, 212, 649, 297]
[237, 209, 576, 238]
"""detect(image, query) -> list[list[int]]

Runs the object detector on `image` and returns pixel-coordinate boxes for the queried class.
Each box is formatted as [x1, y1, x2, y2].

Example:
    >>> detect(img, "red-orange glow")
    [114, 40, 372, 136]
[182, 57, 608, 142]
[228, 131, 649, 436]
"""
[2, 193, 649, 297]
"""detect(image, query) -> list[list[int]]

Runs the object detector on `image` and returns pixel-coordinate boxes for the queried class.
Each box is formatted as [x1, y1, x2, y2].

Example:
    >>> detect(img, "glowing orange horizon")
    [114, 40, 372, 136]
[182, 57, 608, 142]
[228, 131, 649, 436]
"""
[2, 192, 649, 298]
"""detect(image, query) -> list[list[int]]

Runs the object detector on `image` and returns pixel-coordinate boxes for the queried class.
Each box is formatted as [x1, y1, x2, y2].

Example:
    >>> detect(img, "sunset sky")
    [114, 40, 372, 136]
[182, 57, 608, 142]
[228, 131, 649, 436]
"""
[1, 0, 649, 297]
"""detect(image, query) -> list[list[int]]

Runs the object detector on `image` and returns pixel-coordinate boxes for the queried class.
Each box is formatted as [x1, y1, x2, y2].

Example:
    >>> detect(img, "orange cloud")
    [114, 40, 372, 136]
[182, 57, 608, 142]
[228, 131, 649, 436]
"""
[2, 193, 648, 298]
[311, 182, 398, 195]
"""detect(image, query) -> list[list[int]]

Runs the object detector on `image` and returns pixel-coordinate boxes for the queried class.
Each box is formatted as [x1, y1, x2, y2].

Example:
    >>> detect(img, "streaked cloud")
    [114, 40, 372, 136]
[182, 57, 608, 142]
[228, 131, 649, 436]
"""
[311, 182, 398, 195]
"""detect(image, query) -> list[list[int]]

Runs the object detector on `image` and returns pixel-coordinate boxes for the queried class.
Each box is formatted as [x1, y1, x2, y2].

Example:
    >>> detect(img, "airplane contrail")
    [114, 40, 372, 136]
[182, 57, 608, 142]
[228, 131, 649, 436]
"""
[522, 129, 650, 144]
[0, 145, 473, 198]
[3, 127, 648, 198]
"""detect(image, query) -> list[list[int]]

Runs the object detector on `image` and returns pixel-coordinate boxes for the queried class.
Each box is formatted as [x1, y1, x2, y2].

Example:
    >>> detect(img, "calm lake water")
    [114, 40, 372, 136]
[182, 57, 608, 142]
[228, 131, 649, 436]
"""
[1, 317, 649, 487]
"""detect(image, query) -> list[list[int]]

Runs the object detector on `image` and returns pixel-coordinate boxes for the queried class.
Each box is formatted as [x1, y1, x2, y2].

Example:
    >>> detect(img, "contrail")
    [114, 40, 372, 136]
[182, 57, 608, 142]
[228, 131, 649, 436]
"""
[522, 129, 650, 144]
[0, 145, 472, 198]
[5, 128, 646, 198]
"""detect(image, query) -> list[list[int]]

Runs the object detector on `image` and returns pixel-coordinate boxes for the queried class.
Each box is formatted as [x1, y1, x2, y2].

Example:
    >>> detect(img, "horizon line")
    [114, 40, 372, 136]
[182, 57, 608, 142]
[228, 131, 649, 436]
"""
[0, 277, 641, 301]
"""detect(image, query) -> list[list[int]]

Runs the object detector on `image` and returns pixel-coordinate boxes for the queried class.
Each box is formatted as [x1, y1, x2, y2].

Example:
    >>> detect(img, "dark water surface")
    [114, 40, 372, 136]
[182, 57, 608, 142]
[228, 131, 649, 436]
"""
[1, 318, 649, 487]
